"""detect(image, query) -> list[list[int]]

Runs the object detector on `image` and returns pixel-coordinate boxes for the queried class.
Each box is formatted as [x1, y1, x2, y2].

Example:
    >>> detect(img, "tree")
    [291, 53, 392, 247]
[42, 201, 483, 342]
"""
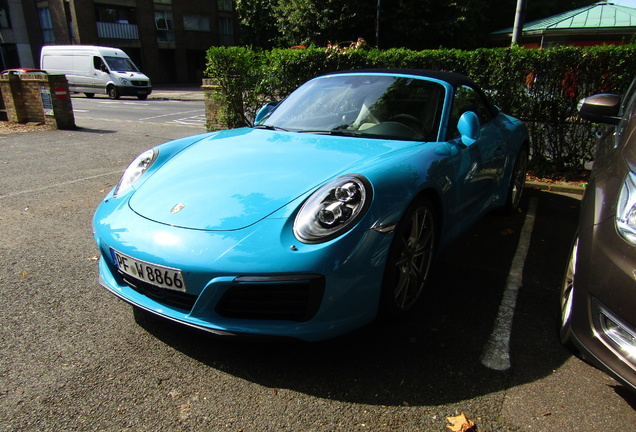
[235, 0, 600, 50]
[235, 0, 280, 48]
[380, 0, 494, 49]
[274, 0, 376, 47]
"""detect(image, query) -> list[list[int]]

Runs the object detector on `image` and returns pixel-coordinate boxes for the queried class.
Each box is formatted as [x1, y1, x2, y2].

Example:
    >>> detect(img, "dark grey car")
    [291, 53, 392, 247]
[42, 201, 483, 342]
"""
[560, 78, 636, 392]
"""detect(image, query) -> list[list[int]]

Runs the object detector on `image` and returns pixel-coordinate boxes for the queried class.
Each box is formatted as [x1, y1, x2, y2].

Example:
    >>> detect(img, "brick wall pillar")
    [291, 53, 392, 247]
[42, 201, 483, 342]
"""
[0, 75, 28, 122]
[0, 74, 75, 129]
[46, 75, 76, 130]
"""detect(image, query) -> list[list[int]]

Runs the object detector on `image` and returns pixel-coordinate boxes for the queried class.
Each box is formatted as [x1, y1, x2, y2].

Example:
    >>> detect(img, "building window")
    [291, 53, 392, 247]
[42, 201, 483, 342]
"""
[183, 14, 210, 32]
[0, 0, 11, 29]
[96, 5, 137, 24]
[155, 10, 175, 42]
[218, 17, 234, 46]
[218, 0, 233, 12]
[38, 7, 55, 42]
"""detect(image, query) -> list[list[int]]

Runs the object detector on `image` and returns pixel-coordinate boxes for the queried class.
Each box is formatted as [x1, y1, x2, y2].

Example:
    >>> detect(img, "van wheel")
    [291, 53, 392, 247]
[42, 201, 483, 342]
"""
[84, 93, 95, 98]
[137, 94, 148, 100]
[107, 85, 120, 100]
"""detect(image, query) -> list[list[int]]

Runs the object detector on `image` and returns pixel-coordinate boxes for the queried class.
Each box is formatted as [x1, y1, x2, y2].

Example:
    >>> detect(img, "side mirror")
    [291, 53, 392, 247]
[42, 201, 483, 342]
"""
[458, 111, 480, 146]
[254, 102, 279, 124]
[578, 94, 621, 125]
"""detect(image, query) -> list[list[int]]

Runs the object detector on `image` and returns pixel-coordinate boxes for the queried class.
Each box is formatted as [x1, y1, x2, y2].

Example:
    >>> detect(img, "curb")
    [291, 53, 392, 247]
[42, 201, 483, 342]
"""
[525, 180, 586, 195]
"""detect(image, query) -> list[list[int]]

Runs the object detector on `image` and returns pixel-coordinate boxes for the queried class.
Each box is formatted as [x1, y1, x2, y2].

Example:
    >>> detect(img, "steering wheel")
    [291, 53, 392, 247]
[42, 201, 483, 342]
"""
[387, 114, 423, 132]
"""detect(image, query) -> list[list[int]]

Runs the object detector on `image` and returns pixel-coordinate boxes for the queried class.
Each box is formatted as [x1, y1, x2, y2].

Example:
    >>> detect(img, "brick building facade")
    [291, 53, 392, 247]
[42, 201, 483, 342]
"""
[0, 0, 238, 84]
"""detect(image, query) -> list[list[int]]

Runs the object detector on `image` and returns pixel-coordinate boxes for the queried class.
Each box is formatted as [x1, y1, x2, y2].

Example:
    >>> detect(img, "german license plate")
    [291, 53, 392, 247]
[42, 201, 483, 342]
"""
[110, 249, 186, 292]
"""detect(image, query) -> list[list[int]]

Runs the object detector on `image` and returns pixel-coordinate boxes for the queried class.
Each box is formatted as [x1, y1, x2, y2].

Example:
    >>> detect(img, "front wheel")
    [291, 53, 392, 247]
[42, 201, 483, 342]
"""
[560, 236, 578, 345]
[137, 94, 148, 100]
[107, 85, 120, 100]
[380, 197, 438, 316]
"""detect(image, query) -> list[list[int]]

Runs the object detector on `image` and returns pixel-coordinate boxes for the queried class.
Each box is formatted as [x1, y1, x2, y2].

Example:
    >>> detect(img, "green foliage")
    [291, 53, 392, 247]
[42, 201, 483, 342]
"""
[205, 44, 636, 175]
[235, 0, 595, 51]
[204, 46, 267, 128]
[235, 0, 280, 48]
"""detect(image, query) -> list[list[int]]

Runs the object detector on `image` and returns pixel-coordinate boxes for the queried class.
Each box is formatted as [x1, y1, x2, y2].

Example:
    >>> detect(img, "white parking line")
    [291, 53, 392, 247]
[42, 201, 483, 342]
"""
[168, 115, 207, 126]
[481, 196, 538, 371]
[139, 110, 203, 121]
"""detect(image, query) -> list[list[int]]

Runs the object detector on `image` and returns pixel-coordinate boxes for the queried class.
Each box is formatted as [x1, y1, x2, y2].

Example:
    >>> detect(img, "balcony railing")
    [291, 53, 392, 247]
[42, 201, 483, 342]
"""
[97, 21, 139, 40]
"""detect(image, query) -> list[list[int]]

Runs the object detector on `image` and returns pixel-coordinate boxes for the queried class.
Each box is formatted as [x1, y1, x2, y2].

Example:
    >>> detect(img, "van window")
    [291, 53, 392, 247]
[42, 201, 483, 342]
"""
[104, 56, 138, 73]
[93, 56, 105, 71]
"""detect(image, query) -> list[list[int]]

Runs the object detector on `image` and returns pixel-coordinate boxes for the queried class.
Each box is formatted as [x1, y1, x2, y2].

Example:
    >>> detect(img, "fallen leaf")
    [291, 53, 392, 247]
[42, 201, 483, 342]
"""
[500, 228, 515, 236]
[21, 271, 28, 278]
[446, 412, 475, 432]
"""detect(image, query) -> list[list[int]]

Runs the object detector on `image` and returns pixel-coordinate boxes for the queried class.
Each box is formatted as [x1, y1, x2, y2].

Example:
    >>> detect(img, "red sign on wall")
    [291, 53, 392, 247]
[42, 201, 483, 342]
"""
[54, 87, 67, 100]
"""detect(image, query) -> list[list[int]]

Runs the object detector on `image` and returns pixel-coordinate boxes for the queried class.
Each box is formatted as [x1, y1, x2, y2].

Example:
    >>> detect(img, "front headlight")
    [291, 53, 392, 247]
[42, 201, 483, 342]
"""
[120, 77, 131, 86]
[293, 175, 372, 244]
[114, 148, 158, 197]
[616, 171, 636, 245]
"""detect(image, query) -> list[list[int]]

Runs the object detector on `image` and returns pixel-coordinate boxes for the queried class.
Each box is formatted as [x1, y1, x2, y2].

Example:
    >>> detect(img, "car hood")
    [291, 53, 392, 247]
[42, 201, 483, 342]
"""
[128, 128, 413, 231]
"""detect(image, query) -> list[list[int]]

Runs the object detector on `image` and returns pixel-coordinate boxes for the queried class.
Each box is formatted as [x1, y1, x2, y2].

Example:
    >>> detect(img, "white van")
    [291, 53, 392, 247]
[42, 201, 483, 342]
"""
[40, 45, 152, 100]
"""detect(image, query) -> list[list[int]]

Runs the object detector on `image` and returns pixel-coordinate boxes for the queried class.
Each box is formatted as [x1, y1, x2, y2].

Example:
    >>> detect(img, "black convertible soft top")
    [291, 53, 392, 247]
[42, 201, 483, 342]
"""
[326, 68, 498, 117]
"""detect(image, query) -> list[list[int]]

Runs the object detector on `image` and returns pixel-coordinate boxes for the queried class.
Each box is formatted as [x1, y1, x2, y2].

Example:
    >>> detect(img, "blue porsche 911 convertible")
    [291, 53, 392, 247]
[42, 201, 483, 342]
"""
[93, 69, 529, 341]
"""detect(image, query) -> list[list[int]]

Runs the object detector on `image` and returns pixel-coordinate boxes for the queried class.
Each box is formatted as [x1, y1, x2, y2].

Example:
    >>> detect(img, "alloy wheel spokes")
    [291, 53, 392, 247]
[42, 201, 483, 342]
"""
[561, 239, 578, 327]
[512, 153, 527, 207]
[393, 206, 435, 309]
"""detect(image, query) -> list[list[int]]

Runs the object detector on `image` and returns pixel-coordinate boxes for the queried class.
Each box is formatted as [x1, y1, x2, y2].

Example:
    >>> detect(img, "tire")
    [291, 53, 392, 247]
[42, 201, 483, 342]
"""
[381, 196, 438, 316]
[560, 236, 578, 345]
[107, 85, 120, 100]
[505, 146, 528, 213]
[84, 93, 95, 98]
[137, 94, 148, 100]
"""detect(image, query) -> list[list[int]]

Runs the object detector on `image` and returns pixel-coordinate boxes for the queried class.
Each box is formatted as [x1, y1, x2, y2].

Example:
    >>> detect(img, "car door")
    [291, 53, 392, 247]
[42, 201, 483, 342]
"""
[448, 85, 506, 224]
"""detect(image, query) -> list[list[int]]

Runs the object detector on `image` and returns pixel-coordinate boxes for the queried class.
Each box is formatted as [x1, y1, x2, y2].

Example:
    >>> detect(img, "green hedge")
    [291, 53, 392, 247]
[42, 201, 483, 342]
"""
[205, 45, 636, 176]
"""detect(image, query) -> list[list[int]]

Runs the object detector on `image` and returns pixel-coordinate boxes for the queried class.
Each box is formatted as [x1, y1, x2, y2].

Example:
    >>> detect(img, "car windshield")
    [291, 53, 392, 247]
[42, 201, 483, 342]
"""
[259, 75, 445, 141]
[104, 56, 140, 73]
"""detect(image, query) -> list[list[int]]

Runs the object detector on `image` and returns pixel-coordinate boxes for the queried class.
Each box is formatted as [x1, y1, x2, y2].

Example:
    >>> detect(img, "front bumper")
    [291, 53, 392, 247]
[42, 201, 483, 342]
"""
[117, 85, 152, 97]
[93, 197, 393, 341]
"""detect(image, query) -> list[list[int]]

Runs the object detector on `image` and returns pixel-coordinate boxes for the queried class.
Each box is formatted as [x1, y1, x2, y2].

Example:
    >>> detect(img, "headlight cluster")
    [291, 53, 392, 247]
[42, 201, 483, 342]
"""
[114, 148, 158, 197]
[293, 175, 372, 244]
[617, 171, 636, 245]
[120, 77, 131, 86]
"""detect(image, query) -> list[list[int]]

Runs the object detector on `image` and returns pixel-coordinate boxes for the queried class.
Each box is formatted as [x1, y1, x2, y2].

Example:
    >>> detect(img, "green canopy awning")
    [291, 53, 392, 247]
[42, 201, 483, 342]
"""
[492, 2, 636, 41]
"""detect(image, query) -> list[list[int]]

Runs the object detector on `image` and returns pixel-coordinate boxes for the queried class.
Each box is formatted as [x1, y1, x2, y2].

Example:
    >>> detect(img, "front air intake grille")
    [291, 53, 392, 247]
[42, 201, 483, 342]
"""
[216, 275, 325, 322]
[131, 80, 149, 86]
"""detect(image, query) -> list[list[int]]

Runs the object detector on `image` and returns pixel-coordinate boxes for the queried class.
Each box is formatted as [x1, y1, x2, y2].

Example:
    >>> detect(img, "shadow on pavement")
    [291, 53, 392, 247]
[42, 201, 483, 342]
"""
[74, 127, 118, 134]
[132, 189, 583, 406]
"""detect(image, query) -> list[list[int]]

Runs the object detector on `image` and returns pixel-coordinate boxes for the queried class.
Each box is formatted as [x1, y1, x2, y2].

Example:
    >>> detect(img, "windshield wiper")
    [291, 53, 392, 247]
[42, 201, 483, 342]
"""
[253, 124, 289, 131]
[297, 128, 366, 137]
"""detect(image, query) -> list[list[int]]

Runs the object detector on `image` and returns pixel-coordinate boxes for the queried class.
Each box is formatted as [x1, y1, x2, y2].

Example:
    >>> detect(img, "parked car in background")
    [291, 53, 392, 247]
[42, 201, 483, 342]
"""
[560, 77, 636, 392]
[93, 69, 528, 341]
[1, 68, 47, 75]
